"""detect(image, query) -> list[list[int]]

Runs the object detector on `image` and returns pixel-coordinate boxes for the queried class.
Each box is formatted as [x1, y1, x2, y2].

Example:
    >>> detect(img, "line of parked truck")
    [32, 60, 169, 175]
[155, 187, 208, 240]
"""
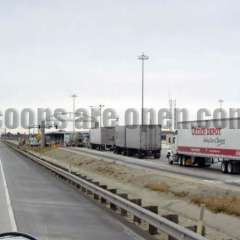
[87, 118, 240, 174]
[89, 125, 162, 158]
[44, 117, 240, 174]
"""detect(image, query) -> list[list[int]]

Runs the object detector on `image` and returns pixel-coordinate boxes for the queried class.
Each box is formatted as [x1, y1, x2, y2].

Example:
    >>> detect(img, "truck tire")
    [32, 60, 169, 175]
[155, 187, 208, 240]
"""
[221, 162, 227, 173]
[138, 151, 144, 159]
[181, 156, 187, 167]
[179, 156, 183, 166]
[168, 159, 173, 165]
[115, 148, 120, 154]
[227, 162, 235, 174]
[126, 150, 130, 156]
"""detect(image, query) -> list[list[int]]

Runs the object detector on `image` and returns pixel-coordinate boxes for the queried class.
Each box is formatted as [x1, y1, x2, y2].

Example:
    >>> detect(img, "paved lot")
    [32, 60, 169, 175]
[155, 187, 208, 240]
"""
[0, 143, 139, 240]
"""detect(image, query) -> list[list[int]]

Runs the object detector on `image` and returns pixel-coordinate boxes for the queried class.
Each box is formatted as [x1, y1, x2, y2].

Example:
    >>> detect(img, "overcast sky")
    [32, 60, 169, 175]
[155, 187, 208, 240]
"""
[1, 0, 240, 112]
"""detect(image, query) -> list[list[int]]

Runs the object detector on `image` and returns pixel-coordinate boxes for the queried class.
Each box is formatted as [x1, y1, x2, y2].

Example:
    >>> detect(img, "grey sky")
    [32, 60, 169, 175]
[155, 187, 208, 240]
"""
[1, 0, 240, 111]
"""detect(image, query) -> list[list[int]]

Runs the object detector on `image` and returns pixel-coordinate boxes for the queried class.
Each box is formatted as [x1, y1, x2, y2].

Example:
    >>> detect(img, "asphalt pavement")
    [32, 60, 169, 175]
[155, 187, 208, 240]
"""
[0, 143, 141, 240]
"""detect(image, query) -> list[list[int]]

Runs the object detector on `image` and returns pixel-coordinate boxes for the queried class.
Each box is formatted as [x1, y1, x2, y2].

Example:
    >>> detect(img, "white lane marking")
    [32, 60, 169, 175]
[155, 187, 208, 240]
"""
[0, 158, 17, 231]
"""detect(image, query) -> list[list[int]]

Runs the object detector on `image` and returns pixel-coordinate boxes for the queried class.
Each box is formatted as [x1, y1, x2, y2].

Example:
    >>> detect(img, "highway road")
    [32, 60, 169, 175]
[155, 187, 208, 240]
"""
[0, 143, 143, 240]
[63, 147, 240, 187]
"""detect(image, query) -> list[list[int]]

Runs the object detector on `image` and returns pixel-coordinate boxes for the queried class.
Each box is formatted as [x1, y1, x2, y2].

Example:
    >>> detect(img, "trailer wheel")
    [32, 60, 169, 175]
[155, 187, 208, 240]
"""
[181, 156, 187, 166]
[227, 162, 234, 174]
[127, 150, 133, 156]
[115, 148, 120, 154]
[179, 156, 183, 166]
[168, 159, 173, 165]
[138, 151, 144, 159]
[221, 162, 227, 173]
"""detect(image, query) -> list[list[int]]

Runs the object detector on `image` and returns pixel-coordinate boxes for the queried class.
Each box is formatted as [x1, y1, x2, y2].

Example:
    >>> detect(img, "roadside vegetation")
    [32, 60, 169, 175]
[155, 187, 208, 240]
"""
[30, 147, 240, 217]
[145, 181, 240, 216]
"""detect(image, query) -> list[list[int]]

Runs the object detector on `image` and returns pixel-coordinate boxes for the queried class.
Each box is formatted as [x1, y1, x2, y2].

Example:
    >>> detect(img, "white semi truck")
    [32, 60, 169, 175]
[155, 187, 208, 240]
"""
[169, 118, 240, 174]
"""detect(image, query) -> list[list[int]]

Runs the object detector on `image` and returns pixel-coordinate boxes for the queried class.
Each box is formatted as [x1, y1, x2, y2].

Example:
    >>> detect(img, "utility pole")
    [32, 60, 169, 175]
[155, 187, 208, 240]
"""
[137, 53, 149, 156]
[138, 53, 149, 126]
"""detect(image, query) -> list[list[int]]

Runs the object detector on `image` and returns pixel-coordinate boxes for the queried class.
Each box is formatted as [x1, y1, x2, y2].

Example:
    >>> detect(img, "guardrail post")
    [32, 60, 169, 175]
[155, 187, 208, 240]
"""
[93, 193, 99, 200]
[92, 181, 100, 186]
[87, 189, 92, 195]
[81, 186, 86, 193]
[162, 214, 179, 240]
[187, 225, 197, 232]
[187, 225, 205, 237]
[101, 197, 107, 204]
[118, 193, 128, 216]
[109, 189, 118, 211]
[100, 185, 108, 204]
[144, 206, 158, 235]
[130, 199, 142, 224]
[197, 204, 205, 236]
[110, 202, 117, 211]
[109, 188, 117, 194]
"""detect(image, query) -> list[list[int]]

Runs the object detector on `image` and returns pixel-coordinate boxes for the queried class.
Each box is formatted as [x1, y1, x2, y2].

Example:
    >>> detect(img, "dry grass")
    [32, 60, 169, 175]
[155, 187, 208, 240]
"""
[191, 196, 240, 216]
[145, 182, 170, 193]
[145, 181, 240, 216]
[173, 191, 189, 198]
[41, 148, 240, 217]
[145, 181, 189, 198]
[28, 146, 56, 153]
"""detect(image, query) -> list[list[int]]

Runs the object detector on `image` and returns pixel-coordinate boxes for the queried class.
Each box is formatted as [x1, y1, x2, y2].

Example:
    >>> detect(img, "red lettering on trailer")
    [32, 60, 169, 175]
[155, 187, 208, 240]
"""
[192, 128, 221, 136]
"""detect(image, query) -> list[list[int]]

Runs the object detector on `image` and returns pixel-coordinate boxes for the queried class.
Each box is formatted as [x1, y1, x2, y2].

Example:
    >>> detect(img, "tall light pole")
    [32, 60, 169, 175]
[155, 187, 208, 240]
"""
[219, 99, 224, 110]
[138, 53, 149, 126]
[71, 94, 77, 134]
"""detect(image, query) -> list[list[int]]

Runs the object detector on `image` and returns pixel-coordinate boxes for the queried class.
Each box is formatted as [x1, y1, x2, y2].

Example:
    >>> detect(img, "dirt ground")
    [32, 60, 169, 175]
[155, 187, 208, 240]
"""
[31, 147, 240, 240]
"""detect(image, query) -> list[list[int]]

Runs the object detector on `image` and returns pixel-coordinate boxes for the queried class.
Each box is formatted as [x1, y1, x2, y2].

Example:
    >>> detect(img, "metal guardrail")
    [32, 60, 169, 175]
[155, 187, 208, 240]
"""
[6, 142, 208, 240]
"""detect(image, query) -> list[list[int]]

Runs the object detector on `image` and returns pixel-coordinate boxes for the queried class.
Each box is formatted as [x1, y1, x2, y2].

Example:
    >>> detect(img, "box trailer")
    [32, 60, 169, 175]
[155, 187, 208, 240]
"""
[115, 126, 126, 150]
[89, 127, 115, 150]
[114, 125, 161, 158]
[170, 118, 240, 174]
[68, 131, 89, 147]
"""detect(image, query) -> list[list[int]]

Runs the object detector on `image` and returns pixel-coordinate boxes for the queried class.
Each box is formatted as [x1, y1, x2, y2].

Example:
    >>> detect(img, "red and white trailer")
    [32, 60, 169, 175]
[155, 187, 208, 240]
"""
[170, 118, 240, 174]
